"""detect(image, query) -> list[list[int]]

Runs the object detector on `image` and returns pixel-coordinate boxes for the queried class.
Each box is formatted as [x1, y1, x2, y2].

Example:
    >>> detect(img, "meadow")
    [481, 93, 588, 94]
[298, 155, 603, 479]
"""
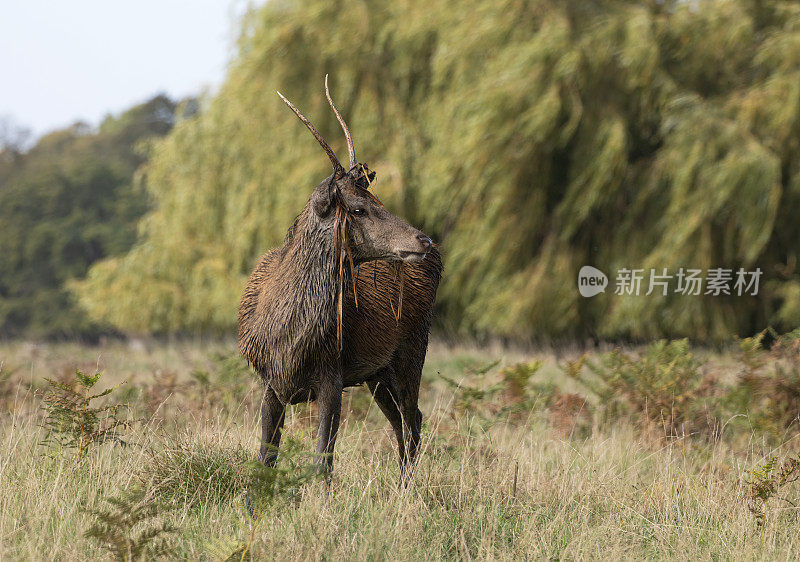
[2, 335, 800, 560]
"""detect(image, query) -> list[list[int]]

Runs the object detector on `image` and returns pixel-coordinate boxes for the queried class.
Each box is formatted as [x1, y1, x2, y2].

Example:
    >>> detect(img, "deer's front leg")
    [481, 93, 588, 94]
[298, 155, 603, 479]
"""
[315, 369, 342, 472]
[259, 385, 285, 467]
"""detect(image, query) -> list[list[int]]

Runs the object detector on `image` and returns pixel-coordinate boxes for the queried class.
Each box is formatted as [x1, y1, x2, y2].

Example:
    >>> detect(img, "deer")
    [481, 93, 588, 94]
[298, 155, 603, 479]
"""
[237, 77, 441, 478]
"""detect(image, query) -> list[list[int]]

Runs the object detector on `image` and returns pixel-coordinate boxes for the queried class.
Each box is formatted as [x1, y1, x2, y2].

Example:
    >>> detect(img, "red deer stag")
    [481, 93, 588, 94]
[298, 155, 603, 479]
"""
[238, 77, 441, 476]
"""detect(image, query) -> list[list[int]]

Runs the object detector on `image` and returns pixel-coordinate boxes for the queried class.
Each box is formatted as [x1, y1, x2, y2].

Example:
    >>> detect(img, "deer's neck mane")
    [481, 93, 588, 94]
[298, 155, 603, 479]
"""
[238, 204, 357, 386]
[271, 208, 347, 357]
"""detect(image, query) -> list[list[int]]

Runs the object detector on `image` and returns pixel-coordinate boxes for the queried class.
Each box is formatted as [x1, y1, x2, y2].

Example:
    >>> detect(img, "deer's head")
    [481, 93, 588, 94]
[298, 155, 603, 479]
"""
[279, 77, 434, 264]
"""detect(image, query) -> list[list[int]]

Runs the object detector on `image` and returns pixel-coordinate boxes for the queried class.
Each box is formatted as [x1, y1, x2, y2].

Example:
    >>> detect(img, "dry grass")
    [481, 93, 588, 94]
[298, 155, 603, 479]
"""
[1, 339, 800, 560]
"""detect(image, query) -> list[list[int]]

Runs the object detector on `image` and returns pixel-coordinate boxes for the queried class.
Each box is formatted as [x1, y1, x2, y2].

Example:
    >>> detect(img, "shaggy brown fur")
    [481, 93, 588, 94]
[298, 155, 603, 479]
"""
[237, 89, 441, 475]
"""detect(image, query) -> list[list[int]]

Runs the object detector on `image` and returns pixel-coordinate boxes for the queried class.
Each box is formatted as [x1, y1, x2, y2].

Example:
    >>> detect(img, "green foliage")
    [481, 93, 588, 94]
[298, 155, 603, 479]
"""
[72, 0, 800, 342]
[0, 95, 188, 338]
[440, 359, 557, 424]
[746, 455, 800, 529]
[84, 485, 176, 561]
[499, 361, 548, 402]
[39, 370, 131, 461]
[568, 339, 717, 436]
[725, 329, 800, 439]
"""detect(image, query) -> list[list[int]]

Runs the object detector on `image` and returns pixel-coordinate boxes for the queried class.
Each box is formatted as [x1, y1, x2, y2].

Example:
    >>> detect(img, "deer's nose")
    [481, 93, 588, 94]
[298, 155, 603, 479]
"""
[417, 234, 433, 250]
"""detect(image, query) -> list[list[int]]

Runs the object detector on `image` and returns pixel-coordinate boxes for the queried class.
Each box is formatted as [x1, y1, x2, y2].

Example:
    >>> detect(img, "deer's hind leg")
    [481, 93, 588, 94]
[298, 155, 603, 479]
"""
[367, 369, 407, 468]
[390, 335, 429, 478]
[259, 385, 285, 467]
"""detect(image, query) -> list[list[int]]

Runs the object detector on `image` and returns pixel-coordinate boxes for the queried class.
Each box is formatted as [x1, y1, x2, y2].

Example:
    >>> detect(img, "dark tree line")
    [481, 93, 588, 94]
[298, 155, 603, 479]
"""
[0, 95, 195, 338]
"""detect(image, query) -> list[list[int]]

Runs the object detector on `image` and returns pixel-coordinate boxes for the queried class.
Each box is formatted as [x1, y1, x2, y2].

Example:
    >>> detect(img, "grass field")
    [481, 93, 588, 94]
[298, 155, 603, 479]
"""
[2, 337, 800, 560]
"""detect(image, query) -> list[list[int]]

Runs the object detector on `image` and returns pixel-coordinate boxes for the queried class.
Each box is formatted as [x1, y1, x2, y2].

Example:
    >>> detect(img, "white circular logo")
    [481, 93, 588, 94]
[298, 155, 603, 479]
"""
[578, 266, 608, 297]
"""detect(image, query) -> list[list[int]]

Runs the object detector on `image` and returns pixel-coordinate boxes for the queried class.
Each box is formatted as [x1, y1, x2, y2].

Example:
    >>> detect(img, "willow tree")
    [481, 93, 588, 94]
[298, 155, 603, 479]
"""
[76, 0, 800, 341]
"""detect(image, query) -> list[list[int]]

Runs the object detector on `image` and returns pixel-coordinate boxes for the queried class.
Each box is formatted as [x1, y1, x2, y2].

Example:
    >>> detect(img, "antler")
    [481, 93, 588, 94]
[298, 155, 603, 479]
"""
[325, 75, 357, 170]
[277, 90, 344, 175]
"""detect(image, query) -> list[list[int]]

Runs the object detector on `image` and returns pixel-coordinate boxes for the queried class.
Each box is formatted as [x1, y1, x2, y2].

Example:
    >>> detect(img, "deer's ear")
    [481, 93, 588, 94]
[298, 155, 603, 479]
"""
[311, 179, 334, 217]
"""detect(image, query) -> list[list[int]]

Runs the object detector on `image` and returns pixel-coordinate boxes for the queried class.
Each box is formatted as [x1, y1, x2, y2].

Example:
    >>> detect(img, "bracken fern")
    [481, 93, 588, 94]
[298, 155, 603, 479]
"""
[84, 485, 176, 561]
[39, 369, 133, 461]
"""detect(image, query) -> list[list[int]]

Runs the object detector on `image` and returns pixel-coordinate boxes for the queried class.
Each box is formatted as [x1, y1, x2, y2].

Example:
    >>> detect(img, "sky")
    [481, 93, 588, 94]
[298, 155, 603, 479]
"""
[0, 0, 249, 141]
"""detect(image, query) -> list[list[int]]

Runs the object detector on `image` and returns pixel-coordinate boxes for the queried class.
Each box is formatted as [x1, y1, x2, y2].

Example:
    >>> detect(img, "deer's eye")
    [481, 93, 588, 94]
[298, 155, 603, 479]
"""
[351, 208, 367, 217]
